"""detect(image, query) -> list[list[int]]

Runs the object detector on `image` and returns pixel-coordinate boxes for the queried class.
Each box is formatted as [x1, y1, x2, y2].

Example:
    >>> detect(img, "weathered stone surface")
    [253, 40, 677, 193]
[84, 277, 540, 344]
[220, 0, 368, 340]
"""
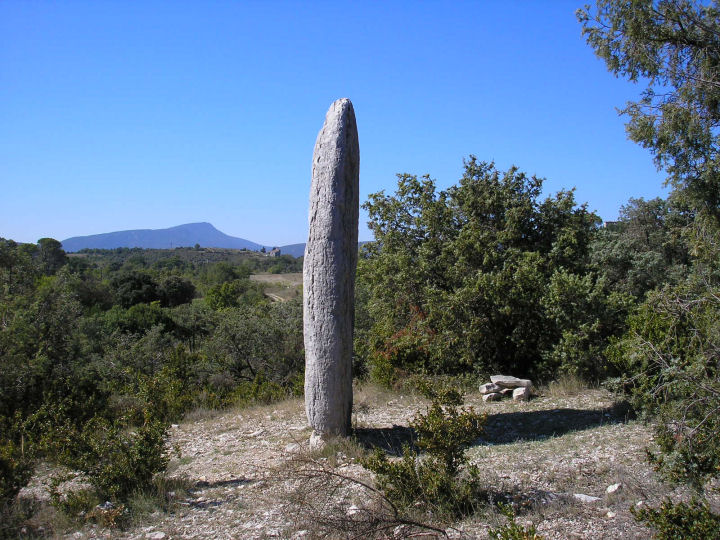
[573, 493, 601, 503]
[512, 387, 531, 401]
[482, 392, 502, 402]
[490, 375, 533, 389]
[479, 382, 503, 395]
[500, 388, 514, 396]
[606, 483, 622, 495]
[304, 98, 359, 438]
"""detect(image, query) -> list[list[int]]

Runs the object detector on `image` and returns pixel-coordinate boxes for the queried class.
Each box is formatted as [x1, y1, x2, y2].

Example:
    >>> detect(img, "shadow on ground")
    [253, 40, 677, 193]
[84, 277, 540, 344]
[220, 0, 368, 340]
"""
[353, 425, 416, 456]
[353, 401, 634, 454]
[479, 401, 635, 445]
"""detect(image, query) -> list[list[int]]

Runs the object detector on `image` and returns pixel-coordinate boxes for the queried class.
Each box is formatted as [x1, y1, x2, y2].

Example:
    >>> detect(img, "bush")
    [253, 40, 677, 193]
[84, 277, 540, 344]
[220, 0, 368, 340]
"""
[0, 435, 33, 510]
[45, 413, 170, 502]
[362, 382, 485, 518]
[360, 160, 608, 381]
[489, 503, 544, 540]
[609, 280, 720, 488]
[631, 499, 720, 540]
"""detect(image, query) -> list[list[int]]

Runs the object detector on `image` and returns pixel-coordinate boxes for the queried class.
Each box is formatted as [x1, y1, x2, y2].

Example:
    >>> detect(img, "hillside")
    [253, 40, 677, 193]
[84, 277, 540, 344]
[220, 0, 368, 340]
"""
[19, 384, 697, 539]
[61, 222, 264, 252]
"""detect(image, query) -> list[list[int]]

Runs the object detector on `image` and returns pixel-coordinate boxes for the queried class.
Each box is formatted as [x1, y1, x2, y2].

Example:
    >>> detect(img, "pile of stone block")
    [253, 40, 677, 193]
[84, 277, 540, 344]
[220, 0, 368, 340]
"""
[479, 375, 534, 402]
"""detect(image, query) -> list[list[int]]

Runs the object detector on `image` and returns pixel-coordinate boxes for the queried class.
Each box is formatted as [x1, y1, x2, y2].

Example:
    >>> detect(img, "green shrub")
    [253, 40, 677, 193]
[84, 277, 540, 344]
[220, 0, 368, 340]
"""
[0, 435, 33, 509]
[631, 499, 720, 540]
[46, 414, 170, 502]
[489, 503, 544, 540]
[609, 281, 720, 488]
[362, 382, 485, 518]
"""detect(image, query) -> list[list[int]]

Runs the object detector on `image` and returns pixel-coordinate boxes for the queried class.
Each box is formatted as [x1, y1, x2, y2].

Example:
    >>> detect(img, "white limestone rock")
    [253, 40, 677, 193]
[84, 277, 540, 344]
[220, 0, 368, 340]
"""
[304, 98, 359, 438]
[490, 375, 534, 389]
[574, 493, 601, 503]
[479, 382, 503, 394]
[513, 386, 531, 401]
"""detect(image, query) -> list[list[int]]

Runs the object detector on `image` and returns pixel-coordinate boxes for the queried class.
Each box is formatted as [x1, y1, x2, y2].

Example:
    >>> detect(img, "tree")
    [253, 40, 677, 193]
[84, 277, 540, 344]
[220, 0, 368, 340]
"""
[578, 0, 720, 221]
[591, 197, 691, 297]
[580, 1, 720, 531]
[37, 238, 67, 275]
[109, 270, 160, 308]
[158, 275, 196, 307]
[359, 158, 607, 381]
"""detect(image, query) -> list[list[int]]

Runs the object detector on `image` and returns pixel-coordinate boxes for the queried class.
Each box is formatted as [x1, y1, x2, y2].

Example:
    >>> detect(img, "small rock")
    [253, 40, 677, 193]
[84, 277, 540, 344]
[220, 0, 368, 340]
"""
[346, 505, 361, 516]
[309, 431, 328, 449]
[606, 511, 616, 518]
[482, 392, 502, 402]
[491, 375, 533, 388]
[606, 482, 622, 494]
[285, 443, 301, 453]
[147, 533, 166, 540]
[479, 382, 503, 394]
[513, 387, 531, 401]
[574, 493, 601, 503]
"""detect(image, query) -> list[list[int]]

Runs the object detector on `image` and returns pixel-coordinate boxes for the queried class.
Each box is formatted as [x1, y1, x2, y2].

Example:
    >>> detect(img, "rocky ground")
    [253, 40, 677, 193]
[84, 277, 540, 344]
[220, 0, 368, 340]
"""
[18, 382, 708, 539]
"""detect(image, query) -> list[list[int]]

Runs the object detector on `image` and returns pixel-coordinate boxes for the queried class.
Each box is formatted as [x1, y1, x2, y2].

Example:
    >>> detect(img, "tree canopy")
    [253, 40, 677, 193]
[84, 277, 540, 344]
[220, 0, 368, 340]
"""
[578, 0, 720, 220]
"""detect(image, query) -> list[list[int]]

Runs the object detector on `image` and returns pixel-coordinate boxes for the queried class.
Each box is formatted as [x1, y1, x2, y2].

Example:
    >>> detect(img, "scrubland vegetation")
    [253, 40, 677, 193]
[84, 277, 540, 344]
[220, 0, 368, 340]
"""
[3, 1, 720, 537]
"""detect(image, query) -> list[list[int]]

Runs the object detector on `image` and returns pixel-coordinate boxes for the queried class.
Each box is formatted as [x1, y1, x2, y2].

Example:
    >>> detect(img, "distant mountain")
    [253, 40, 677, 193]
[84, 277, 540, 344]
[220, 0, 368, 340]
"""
[278, 241, 371, 258]
[61, 222, 263, 253]
[279, 243, 307, 258]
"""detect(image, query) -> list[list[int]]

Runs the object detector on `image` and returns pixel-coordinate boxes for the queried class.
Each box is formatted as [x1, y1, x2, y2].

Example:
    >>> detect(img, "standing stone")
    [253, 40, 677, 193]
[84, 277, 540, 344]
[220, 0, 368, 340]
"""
[304, 98, 359, 443]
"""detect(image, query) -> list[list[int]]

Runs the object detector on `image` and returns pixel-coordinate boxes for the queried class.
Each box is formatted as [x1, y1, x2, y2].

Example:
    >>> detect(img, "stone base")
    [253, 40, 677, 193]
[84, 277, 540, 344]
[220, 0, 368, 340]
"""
[309, 431, 329, 450]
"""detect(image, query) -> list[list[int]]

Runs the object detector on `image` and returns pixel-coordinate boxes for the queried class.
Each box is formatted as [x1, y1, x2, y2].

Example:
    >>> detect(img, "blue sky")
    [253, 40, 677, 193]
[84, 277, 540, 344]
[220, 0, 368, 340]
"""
[0, 1, 668, 246]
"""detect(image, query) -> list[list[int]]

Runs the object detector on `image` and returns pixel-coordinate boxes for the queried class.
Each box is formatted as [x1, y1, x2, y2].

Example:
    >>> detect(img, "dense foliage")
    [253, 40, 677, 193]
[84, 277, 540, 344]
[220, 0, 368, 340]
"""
[358, 158, 630, 382]
[0, 239, 304, 527]
[580, 0, 720, 533]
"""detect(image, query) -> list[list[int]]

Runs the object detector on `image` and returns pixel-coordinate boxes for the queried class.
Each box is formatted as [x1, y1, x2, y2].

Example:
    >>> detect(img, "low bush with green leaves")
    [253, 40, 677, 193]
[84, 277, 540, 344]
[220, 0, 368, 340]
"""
[0, 432, 34, 510]
[631, 499, 720, 540]
[489, 503, 543, 540]
[362, 381, 486, 518]
[62, 416, 170, 502]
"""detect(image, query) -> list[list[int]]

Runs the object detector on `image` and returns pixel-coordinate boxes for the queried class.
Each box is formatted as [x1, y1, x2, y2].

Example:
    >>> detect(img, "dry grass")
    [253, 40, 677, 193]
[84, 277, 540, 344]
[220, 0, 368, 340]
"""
[250, 272, 302, 301]
[542, 373, 592, 398]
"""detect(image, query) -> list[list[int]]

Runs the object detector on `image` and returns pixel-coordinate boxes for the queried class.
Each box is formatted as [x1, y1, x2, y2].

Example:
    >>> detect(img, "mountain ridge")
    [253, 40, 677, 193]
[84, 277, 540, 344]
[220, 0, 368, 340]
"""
[60, 222, 368, 256]
[61, 222, 265, 253]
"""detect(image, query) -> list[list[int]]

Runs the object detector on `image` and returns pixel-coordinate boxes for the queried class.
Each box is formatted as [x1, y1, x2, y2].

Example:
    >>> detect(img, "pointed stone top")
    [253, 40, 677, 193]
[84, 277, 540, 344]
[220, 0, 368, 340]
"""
[321, 98, 355, 128]
[331, 97, 353, 108]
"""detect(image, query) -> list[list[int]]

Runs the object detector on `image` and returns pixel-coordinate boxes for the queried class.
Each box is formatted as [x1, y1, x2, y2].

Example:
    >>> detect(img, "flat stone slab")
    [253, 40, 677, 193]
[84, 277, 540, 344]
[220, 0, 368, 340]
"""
[490, 375, 533, 389]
